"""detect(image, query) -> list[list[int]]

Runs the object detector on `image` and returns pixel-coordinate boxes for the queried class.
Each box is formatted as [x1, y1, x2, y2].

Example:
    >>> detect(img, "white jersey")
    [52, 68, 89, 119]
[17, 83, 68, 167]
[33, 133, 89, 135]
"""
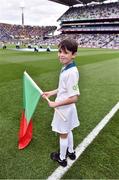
[51, 64, 80, 133]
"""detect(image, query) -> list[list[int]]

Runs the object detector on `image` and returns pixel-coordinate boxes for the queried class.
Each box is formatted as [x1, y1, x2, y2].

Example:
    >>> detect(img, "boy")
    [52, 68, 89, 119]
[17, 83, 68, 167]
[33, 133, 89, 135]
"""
[43, 38, 80, 167]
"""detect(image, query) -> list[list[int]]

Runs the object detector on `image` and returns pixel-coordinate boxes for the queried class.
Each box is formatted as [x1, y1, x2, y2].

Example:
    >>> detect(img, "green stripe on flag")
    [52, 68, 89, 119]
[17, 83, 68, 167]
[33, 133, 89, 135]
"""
[23, 72, 41, 123]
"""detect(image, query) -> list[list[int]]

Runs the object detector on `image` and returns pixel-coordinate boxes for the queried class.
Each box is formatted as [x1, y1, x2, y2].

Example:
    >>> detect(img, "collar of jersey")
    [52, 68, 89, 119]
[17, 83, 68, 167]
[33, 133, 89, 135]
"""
[61, 61, 76, 73]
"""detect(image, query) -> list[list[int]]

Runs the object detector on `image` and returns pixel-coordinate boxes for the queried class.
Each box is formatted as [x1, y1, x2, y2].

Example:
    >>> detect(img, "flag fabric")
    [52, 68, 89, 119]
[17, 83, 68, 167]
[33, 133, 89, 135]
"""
[18, 71, 43, 149]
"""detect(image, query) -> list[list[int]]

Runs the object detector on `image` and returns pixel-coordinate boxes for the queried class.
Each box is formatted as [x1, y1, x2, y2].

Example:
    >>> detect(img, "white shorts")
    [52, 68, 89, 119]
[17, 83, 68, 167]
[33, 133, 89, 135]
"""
[51, 104, 80, 134]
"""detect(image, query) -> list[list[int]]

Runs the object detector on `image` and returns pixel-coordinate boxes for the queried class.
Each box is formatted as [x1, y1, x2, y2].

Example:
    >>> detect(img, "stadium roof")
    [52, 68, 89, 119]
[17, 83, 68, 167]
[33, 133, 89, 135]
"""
[49, 0, 105, 6]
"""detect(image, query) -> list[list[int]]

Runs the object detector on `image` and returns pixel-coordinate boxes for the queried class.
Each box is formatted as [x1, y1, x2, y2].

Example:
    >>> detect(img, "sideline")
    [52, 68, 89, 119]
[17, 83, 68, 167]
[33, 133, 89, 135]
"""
[47, 102, 119, 180]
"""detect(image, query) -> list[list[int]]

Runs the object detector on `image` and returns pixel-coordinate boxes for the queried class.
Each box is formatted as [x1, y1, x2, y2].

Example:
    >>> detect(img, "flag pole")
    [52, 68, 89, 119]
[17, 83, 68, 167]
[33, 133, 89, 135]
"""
[24, 71, 66, 121]
[44, 96, 66, 122]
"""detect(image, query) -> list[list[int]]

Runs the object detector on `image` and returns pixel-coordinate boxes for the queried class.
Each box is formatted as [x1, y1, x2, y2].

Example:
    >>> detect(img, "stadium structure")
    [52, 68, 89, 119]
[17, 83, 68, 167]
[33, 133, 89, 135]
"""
[0, 0, 119, 49]
[48, 0, 119, 49]
[0, 1, 57, 45]
[0, 23, 57, 44]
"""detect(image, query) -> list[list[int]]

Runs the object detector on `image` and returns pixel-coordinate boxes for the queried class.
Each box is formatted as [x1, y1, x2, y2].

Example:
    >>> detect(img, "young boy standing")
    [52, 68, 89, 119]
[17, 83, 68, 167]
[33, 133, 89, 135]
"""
[43, 38, 80, 167]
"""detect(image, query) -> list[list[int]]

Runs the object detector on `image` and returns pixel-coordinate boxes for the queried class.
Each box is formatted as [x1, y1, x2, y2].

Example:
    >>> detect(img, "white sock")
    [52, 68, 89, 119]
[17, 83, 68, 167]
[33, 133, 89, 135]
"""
[68, 131, 74, 153]
[60, 137, 68, 160]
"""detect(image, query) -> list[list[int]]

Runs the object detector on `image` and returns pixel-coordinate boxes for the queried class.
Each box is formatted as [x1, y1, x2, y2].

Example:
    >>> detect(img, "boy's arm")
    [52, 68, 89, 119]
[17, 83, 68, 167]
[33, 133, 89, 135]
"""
[48, 95, 79, 108]
[43, 89, 58, 98]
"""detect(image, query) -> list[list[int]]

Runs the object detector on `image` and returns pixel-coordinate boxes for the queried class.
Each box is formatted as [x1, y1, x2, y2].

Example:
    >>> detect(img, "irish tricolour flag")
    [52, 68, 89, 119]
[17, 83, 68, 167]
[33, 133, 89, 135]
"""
[18, 71, 43, 149]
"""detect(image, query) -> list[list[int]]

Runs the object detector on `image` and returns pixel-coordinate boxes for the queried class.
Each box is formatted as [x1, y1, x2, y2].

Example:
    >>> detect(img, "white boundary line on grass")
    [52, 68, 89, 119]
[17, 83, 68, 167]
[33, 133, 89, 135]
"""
[47, 102, 119, 180]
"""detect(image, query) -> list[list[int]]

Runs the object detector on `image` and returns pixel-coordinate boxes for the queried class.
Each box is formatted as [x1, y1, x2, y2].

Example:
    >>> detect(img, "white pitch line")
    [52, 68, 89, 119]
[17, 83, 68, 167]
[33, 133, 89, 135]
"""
[47, 102, 119, 180]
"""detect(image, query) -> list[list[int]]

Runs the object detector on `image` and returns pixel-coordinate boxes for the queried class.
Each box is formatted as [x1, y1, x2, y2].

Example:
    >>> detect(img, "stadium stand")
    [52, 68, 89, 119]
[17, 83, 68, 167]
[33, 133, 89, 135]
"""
[0, 23, 56, 43]
[48, 0, 119, 49]
[0, 0, 119, 49]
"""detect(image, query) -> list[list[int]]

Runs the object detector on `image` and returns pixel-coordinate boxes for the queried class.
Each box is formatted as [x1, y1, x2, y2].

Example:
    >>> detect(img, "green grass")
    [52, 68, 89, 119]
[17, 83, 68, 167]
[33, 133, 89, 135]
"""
[63, 111, 119, 179]
[0, 48, 119, 178]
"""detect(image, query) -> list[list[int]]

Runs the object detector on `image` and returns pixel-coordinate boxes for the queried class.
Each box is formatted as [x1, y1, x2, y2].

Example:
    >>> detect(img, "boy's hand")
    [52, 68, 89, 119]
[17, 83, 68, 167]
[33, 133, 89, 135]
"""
[42, 89, 58, 100]
[42, 92, 51, 99]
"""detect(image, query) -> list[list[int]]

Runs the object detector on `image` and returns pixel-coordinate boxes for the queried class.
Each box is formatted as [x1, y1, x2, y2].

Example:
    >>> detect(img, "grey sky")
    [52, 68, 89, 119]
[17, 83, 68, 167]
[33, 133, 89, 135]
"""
[0, 0, 68, 26]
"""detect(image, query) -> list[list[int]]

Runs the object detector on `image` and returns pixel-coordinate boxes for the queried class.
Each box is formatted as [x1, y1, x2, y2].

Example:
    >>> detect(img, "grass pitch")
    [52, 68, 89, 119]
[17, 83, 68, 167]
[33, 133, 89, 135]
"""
[0, 48, 119, 179]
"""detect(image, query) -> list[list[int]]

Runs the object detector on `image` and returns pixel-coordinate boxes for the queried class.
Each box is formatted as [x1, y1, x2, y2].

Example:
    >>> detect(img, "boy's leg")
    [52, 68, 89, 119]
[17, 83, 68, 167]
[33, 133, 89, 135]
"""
[67, 131, 76, 160]
[68, 131, 74, 153]
[59, 134, 68, 160]
[50, 133, 68, 167]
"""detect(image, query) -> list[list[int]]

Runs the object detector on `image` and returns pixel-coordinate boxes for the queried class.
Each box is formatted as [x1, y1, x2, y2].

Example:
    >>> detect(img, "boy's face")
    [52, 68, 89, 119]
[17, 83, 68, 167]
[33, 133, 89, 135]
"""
[58, 48, 76, 65]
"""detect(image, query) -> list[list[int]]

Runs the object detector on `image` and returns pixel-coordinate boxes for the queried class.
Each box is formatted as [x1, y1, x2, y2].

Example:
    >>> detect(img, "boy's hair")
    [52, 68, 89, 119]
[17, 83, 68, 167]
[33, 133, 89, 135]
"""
[58, 38, 78, 54]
